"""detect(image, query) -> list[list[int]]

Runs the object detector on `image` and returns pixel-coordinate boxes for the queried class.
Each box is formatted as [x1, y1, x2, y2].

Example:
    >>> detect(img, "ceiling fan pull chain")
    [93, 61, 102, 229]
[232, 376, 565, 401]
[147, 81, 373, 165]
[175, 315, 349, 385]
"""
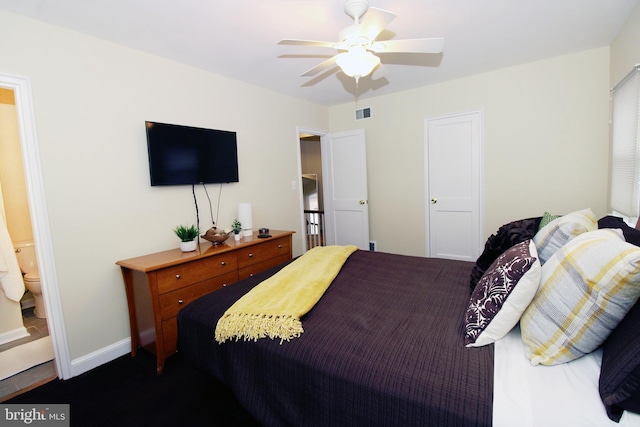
[355, 78, 360, 104]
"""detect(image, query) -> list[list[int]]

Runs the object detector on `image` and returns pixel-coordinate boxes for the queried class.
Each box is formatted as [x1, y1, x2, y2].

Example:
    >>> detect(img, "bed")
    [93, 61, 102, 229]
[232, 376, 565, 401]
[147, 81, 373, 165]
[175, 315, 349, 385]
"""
[177, 209, 640, 427]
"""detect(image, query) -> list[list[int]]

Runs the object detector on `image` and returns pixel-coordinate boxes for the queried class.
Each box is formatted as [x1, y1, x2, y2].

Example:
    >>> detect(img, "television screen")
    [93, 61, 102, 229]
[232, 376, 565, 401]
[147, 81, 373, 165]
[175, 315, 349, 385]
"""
[145, 121, 239, 186]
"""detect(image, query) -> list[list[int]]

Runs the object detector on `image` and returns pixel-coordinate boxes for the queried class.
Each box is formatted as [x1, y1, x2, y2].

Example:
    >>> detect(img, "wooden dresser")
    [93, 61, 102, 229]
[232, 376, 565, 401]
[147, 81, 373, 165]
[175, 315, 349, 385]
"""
[116, 230, 294, 374]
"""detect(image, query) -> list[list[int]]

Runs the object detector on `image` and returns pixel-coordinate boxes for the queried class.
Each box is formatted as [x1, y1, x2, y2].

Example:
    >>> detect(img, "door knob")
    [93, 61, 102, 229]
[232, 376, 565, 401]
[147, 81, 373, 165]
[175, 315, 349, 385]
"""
[431, 198, 438, 204]
[359, 200, 367, 205]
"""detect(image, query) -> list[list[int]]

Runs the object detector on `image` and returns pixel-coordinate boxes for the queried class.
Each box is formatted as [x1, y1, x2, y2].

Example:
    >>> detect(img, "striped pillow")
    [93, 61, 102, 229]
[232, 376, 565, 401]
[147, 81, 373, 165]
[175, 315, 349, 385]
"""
[521, 228, 640, 366]
[532, 208, 597, 265]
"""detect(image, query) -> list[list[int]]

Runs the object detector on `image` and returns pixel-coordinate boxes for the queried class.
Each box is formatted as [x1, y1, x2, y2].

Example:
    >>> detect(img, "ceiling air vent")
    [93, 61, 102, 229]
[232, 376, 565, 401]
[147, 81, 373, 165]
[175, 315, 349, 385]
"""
[355, 107, 371, 120]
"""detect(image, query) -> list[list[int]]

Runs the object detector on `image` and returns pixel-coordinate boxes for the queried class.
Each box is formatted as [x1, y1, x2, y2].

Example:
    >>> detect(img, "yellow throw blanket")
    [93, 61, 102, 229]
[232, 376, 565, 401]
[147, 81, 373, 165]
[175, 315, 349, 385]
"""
[215, 244, 358, 344]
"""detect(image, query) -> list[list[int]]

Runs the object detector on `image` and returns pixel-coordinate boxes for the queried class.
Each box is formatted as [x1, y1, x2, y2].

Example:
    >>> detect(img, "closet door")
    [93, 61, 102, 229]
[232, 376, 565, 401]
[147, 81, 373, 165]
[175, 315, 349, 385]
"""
[425, 111, 483, 261]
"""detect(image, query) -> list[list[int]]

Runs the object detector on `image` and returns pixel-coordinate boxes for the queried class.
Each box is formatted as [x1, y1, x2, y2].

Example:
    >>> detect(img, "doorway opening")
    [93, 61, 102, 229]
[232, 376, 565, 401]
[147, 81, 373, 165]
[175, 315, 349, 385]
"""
[0, 87, 56, 398]
[299, 134, 325, 250]
[0, 72, 70, 386]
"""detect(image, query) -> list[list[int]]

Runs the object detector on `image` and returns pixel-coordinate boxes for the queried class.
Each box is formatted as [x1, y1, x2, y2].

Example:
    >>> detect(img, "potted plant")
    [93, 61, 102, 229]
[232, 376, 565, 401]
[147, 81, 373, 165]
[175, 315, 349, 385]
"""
[173, 224, 199, 252]
[231, 219, 242, 241]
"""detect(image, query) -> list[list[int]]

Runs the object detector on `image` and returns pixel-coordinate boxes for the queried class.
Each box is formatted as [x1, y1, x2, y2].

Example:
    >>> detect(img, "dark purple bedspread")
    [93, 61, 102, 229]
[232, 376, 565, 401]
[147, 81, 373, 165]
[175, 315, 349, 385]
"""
[177, 250, 493, 427]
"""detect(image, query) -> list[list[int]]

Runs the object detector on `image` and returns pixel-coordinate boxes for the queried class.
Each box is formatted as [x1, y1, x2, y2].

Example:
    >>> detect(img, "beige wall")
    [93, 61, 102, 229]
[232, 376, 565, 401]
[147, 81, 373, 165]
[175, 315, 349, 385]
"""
[329, 48, 610, 256]
[610, 2, 640, 88]
[0, 10, 328, 360]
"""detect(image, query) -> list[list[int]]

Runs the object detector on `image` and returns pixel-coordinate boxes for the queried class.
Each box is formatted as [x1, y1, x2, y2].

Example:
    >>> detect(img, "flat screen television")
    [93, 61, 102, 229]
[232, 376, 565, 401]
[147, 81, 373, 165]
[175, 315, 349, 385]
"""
[145, 121, 239, 186]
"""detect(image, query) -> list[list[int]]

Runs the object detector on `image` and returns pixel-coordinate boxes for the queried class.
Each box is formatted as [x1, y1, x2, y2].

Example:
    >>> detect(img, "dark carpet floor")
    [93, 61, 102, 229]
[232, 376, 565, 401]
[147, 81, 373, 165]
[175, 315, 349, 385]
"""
[6, 350, 261, 427]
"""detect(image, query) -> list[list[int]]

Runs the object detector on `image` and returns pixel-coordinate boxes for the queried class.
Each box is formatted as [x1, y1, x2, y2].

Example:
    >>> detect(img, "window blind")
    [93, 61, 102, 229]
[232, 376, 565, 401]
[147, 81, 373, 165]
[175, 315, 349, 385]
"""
[610, 66, 640, 218]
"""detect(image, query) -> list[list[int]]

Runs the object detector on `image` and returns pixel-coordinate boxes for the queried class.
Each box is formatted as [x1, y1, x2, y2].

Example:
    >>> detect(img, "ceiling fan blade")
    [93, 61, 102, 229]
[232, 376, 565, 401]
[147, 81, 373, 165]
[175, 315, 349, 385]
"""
[359, 7, 396, 41]
[301, 55, 338, 77]
[371, 38, 444, 54]
[278, 39, 336, 49]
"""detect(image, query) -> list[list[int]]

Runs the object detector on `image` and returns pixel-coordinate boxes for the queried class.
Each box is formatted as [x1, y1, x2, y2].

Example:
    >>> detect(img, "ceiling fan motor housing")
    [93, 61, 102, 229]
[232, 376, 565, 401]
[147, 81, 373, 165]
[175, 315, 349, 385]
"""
[344, 0, 370, 22]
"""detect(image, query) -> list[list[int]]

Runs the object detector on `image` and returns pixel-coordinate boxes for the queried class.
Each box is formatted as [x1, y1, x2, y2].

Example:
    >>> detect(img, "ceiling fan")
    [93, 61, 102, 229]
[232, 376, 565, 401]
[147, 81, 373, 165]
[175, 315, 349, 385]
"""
[278, 0, 444, 83]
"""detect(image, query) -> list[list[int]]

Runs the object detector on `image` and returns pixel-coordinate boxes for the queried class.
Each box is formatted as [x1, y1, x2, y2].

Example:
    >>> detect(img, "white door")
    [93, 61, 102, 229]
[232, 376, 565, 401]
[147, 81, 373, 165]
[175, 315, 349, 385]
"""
[425, 111, 483, 261]
[322, 129, 370, 249]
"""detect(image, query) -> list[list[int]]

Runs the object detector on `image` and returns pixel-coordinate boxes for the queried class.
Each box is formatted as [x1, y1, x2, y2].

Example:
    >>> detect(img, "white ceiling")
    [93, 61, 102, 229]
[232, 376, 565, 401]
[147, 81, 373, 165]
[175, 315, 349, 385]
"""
[0, 0, 637, 106]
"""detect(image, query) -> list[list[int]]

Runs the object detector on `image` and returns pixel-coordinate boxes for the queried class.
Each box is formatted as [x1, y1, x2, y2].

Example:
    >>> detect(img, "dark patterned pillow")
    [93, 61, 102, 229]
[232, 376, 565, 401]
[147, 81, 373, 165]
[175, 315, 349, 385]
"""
[600, 299, 640, 421]
[465, 240, 541, 347]
[598, 215, 640, 247]
[469, 217, 542, 292]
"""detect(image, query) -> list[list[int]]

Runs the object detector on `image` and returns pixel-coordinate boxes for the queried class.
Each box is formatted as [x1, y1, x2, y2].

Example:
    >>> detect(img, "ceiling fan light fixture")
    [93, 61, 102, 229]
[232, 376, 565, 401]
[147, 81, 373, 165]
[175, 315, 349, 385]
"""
[279, 1, 444, 88]
[335, 49, 380, 81]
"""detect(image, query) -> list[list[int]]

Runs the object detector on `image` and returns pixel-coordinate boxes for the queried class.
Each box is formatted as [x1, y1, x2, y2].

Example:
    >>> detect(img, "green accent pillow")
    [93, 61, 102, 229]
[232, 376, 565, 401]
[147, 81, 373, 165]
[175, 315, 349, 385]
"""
[538, 211, 560, 230]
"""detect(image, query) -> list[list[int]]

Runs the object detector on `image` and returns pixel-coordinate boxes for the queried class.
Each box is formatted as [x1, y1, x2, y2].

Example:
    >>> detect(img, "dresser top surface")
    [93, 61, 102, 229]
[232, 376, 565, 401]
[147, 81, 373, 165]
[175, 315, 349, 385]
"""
[116, 230, 294, 272]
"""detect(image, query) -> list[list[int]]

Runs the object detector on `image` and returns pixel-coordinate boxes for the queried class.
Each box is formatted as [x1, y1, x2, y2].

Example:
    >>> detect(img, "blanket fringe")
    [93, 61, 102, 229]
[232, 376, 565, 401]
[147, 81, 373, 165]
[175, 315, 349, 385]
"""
[215, 312, 304, 344]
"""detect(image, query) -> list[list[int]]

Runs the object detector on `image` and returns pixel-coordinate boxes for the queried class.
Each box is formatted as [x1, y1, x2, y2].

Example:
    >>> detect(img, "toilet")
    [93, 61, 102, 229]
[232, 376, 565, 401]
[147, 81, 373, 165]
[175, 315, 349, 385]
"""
[14, 241, 46, 318]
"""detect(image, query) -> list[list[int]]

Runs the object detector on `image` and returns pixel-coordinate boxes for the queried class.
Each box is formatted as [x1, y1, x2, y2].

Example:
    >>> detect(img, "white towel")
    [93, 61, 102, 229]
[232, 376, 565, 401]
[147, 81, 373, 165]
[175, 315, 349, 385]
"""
[0, 219, 25, 302]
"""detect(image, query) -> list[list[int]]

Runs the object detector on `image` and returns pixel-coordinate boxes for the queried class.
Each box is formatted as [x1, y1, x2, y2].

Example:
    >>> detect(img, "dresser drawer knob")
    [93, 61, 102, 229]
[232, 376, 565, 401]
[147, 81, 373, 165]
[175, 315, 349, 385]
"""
[223, 283, 227, 287]
[175, 274, 181, 279]
[221, 261, 226, 266]
[278, 244, 282, 248]
[178, 299, 184, 305]
[248, 253, 253, 258]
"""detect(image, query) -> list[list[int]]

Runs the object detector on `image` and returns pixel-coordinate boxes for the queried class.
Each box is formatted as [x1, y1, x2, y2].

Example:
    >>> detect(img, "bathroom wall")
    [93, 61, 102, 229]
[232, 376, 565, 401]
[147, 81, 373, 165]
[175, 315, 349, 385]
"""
[0, 88, 28, 341]
[0, 88, 33, 242]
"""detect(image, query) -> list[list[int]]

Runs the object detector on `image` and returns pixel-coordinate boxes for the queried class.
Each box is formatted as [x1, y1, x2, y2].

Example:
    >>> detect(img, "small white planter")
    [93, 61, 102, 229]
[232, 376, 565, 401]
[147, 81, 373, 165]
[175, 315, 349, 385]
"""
[234, 233, 241, 241]
[180, 240, 197, 252]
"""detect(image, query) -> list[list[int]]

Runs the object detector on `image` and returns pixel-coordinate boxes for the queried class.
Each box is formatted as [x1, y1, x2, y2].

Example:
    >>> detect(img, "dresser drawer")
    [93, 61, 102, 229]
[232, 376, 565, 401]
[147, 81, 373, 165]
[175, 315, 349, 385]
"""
[238, 253, 290, 281]
[156, 254, 237, 294]
[158, 271, 238, 320]
[236, 236, 291, 269]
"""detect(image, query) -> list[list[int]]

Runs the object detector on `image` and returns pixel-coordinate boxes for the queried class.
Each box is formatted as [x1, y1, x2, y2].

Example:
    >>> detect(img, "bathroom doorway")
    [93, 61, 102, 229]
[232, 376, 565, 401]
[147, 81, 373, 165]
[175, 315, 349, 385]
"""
[0, 87, 56, 397]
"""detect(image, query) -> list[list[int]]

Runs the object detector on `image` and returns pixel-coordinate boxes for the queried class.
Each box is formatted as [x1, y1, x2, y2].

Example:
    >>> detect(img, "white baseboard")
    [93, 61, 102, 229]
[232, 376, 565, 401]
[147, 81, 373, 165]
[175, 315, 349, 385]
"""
[0, 326, 30, 346]
[70, 337, 131, 377]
